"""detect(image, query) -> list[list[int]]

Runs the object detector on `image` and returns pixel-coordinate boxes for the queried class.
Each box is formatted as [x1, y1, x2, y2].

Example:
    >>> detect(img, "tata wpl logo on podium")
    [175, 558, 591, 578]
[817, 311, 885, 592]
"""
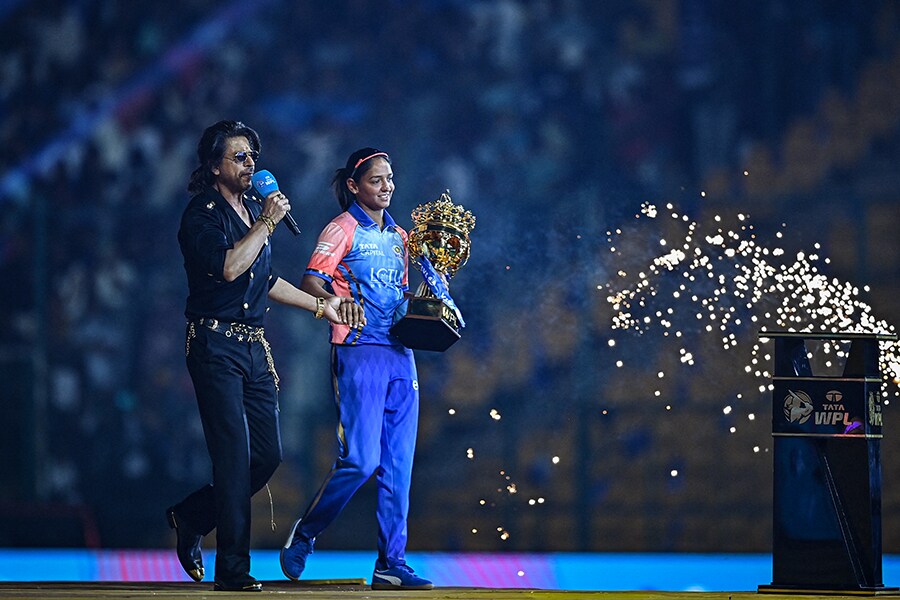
[781, 388, 860, 429]
[814, 389, 853, 427]
[774, 382, 878, 437]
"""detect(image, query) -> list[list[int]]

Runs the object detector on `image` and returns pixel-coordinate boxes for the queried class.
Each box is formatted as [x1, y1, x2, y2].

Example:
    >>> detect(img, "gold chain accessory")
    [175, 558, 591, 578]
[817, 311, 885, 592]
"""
[258, 214, 276, 235]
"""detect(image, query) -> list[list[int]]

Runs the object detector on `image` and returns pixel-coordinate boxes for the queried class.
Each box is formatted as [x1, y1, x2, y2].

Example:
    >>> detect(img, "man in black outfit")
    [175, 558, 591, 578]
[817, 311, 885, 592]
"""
[167, 120, 357, 592]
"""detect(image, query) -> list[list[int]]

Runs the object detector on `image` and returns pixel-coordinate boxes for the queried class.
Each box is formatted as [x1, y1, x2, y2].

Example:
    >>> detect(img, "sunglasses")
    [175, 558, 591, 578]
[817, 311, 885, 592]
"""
[227, 150, 259, 164]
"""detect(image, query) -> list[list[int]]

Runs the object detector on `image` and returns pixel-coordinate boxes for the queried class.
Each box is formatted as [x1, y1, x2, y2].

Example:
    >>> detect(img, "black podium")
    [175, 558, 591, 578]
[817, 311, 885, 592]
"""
[759, 330, 898, 595]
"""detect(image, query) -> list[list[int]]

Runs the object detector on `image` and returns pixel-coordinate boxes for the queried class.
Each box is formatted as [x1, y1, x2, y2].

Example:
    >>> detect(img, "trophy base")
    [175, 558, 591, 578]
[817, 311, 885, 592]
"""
[390, 297, 461, 352]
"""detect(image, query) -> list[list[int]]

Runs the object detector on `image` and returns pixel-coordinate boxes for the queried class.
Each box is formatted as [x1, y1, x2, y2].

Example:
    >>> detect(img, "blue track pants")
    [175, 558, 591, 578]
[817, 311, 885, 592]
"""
[298, 343, 418, 570]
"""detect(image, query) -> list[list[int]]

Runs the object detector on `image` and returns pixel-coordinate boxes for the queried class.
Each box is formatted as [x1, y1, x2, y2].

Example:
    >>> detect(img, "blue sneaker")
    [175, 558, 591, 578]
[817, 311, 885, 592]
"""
[280, 519, 315, 581]
[371, 564, 433, 590]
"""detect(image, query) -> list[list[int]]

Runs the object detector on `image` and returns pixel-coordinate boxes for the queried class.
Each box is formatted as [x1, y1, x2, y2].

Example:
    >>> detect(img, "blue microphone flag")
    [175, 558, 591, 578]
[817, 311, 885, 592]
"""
[251, 169, 278, 197]
[248, 169, 300, 235]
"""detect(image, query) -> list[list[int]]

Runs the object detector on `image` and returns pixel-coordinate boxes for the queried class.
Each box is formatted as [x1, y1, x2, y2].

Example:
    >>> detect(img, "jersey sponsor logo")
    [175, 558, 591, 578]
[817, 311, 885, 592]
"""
[358, 242, 385, 257]
[314, 241, 335, 256]
[370, 267, 403, 287]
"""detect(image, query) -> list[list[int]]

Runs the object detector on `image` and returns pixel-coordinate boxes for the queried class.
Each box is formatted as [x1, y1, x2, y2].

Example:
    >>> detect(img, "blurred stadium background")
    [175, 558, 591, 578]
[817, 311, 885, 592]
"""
[1, 0, 899, 572]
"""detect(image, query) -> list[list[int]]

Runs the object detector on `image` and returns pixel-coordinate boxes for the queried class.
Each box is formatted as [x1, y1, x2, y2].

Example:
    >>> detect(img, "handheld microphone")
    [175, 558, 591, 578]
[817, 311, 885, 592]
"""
[250, 170, 301, 235]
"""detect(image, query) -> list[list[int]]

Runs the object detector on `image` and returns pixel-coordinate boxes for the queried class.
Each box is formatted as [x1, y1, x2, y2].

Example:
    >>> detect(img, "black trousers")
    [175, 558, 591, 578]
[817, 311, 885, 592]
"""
[173, 324, 282, 580]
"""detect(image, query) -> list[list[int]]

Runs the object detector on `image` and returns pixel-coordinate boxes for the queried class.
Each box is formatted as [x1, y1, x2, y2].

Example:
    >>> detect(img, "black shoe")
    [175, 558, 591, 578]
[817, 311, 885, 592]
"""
[213, 575, 263, 592]
[166, 506, 204, 582]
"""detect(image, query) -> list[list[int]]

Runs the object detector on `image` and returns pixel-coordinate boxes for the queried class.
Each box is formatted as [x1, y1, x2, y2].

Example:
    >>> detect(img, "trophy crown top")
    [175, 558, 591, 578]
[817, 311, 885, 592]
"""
[410, 190, 476, 235]
[408, 190, 476, 277]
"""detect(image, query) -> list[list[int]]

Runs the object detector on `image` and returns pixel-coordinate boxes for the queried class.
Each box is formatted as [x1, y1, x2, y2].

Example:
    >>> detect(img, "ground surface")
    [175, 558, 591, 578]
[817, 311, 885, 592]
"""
[2, 582, 899, 600]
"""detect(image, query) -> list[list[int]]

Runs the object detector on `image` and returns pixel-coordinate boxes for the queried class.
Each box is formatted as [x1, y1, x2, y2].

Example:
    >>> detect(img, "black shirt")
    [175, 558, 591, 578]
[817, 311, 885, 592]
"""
[178, 187, 278, 326]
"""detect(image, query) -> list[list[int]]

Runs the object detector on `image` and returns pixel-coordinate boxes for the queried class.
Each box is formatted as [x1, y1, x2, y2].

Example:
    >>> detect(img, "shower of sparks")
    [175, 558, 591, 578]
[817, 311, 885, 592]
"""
[496, 469, 517, 496]
[605, 201, 900, 400]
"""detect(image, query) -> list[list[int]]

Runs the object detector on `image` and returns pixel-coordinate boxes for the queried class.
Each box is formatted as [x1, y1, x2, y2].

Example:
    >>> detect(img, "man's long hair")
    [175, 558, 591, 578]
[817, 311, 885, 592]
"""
[187, 120, 260, 195]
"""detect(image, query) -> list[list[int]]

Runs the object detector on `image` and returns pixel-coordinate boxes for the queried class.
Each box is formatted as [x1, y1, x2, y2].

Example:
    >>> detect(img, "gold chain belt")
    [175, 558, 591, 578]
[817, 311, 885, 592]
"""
[187, 319, 280, 390]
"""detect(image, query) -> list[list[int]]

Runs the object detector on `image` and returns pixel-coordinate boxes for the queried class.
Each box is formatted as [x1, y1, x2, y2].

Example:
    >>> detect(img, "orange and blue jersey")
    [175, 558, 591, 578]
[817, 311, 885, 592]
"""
[297, 201, 420, 570]
[305, 202, 409, 346]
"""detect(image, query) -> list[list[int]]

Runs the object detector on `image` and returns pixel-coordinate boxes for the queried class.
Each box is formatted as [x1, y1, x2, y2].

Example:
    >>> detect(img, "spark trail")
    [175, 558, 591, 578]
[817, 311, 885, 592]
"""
[605, 201, 900, 400]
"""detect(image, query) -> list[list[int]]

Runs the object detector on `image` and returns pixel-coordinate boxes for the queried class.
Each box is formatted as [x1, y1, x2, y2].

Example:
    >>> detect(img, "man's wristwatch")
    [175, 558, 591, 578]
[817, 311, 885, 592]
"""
[314, 296, 325, 319]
